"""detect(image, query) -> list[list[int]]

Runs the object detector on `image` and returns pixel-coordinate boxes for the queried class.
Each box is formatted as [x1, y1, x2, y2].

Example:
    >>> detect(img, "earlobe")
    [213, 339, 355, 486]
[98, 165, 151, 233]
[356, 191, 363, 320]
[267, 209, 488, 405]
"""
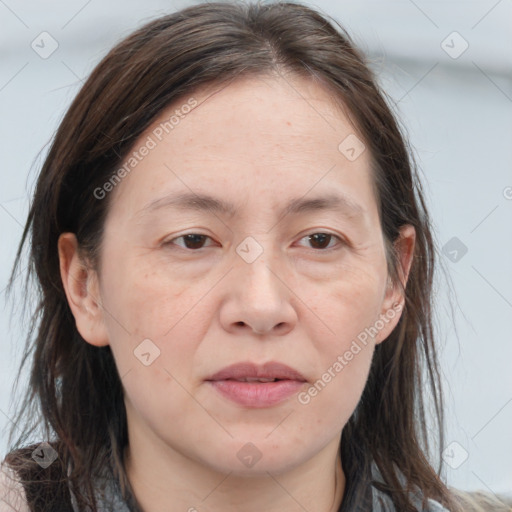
[374, 224, 416, 345]
[58, 233, 109, 347]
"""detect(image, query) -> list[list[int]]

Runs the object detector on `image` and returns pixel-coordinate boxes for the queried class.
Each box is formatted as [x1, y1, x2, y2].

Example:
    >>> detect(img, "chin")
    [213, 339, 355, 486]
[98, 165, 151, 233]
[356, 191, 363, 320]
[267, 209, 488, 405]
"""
[199, 439, 314, 477]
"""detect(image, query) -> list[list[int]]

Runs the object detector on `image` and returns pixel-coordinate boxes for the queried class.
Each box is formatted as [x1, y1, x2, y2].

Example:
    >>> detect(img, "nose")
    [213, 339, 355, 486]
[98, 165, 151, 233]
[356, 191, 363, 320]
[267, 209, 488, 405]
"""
[219, 253, 297, 337]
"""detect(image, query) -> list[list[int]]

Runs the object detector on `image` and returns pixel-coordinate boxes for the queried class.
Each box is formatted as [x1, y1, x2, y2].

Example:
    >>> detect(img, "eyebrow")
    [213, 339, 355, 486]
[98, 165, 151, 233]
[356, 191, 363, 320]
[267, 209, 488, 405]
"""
[138, 191, 365, 221]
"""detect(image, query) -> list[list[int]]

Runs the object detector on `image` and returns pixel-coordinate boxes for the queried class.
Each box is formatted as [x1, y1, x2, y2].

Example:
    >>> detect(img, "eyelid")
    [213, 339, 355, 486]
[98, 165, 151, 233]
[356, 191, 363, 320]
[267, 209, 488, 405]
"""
[162, 233, 216, 249]
[164, 230, 347, 251]
[299, 229, 347, 251]
[295, 231, 346, 250]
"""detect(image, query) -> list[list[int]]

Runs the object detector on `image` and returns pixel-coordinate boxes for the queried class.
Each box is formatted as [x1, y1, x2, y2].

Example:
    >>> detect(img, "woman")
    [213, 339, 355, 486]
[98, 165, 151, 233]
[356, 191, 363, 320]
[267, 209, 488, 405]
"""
[0, 1, 509, 511]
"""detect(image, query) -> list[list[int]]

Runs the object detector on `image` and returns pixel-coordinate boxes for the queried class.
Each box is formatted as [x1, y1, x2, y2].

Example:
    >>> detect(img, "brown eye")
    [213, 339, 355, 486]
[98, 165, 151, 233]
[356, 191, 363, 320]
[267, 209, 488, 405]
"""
[168, 234, 214, 250]
[299, 232, 343, 250]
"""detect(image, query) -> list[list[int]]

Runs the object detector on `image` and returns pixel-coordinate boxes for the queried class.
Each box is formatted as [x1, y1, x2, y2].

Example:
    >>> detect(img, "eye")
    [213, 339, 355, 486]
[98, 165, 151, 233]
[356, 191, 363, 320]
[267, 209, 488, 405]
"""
[165, 233, 215, 250]
[296, 232, 344, 250]
[164, 232, 344, 251]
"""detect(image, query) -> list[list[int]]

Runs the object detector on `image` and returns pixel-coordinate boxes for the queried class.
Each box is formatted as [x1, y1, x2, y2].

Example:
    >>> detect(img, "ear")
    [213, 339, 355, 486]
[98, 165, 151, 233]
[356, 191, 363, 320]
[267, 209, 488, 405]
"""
[58, 233, 109, 347]
[374, 224, 416, 345]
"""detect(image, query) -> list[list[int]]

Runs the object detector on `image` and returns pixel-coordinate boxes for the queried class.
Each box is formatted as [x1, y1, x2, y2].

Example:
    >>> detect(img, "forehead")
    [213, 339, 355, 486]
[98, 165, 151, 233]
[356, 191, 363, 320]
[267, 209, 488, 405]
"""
[109, 74, 377, 224]
[177, 74, 356, 159]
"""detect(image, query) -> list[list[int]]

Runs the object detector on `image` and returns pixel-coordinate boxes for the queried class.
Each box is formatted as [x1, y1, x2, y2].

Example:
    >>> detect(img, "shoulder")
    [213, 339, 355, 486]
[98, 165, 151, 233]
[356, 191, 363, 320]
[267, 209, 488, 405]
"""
[369, 462, 449, 512]
[0, 462, 30, 512]
[371, 486, 450, 512]
[424, 497, 450, 511]
[448, 487, 512, 512]
[1, 443, 74, 512]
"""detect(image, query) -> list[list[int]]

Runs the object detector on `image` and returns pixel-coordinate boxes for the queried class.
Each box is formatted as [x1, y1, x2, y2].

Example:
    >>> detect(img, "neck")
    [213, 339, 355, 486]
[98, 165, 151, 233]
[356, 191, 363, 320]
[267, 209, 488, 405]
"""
[123, 431, 345, 512]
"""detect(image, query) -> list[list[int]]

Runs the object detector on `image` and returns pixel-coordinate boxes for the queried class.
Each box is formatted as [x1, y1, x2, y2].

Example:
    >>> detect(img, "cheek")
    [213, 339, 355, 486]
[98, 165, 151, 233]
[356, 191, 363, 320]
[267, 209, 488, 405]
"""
[101, 267, 213, 431]
[294, 331, 375, 445]
[286, 272, 382, 432]
[303, 264, 384, 349]
[98, 253, 218, 387]
[122, 363, 202, 427]
[100, 251, 212, 336]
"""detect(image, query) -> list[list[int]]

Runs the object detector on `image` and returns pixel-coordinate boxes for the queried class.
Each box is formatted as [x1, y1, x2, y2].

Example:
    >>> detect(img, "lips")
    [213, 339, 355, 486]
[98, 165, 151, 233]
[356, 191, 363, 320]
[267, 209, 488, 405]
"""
[206, 361, 307, 382]
[206, 361, 307, 408]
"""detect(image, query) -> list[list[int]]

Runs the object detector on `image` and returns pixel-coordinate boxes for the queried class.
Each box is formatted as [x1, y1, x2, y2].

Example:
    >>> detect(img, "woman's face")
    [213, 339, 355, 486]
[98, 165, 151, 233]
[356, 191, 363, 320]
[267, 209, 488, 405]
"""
[66, 74, 414, 476]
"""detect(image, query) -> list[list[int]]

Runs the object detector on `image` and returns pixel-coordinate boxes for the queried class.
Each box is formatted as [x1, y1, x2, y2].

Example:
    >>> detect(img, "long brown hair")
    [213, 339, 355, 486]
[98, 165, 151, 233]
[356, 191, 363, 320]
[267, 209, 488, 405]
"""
[4, 1, 471, 510]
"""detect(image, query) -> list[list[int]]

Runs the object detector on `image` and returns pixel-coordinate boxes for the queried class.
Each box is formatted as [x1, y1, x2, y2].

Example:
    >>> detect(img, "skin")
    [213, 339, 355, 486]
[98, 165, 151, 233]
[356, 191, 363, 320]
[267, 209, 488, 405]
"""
[59, 73, 415, 512]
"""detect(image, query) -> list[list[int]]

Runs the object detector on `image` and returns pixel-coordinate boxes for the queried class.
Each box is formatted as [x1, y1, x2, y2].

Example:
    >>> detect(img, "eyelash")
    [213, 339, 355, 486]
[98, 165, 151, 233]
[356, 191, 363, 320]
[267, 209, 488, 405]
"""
[164, 232, 345, 252]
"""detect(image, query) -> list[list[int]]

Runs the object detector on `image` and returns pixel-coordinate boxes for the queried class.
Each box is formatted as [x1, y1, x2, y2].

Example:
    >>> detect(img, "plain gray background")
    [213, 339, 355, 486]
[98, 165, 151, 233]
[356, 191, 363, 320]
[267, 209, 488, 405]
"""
[1, 0, 511, 498]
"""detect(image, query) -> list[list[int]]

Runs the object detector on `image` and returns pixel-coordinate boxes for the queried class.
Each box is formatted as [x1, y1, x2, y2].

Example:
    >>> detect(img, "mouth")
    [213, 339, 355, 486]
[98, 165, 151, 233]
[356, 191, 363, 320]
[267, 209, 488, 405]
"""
[206, 361, 307, 382]
[222, 377, 286, 382]
[205, 361, 307, 408]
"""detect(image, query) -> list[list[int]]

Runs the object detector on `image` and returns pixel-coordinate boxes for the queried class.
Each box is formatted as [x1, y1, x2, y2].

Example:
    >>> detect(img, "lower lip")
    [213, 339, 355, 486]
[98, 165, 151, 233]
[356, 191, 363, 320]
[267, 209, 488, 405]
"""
[208, 379, 305, 408]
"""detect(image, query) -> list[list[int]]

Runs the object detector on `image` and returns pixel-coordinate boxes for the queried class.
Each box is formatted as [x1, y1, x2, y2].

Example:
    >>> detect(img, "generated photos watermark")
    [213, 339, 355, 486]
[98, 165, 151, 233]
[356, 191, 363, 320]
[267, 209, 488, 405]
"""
[297, 302, 403, 405]
[93, 97, 198, 200]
